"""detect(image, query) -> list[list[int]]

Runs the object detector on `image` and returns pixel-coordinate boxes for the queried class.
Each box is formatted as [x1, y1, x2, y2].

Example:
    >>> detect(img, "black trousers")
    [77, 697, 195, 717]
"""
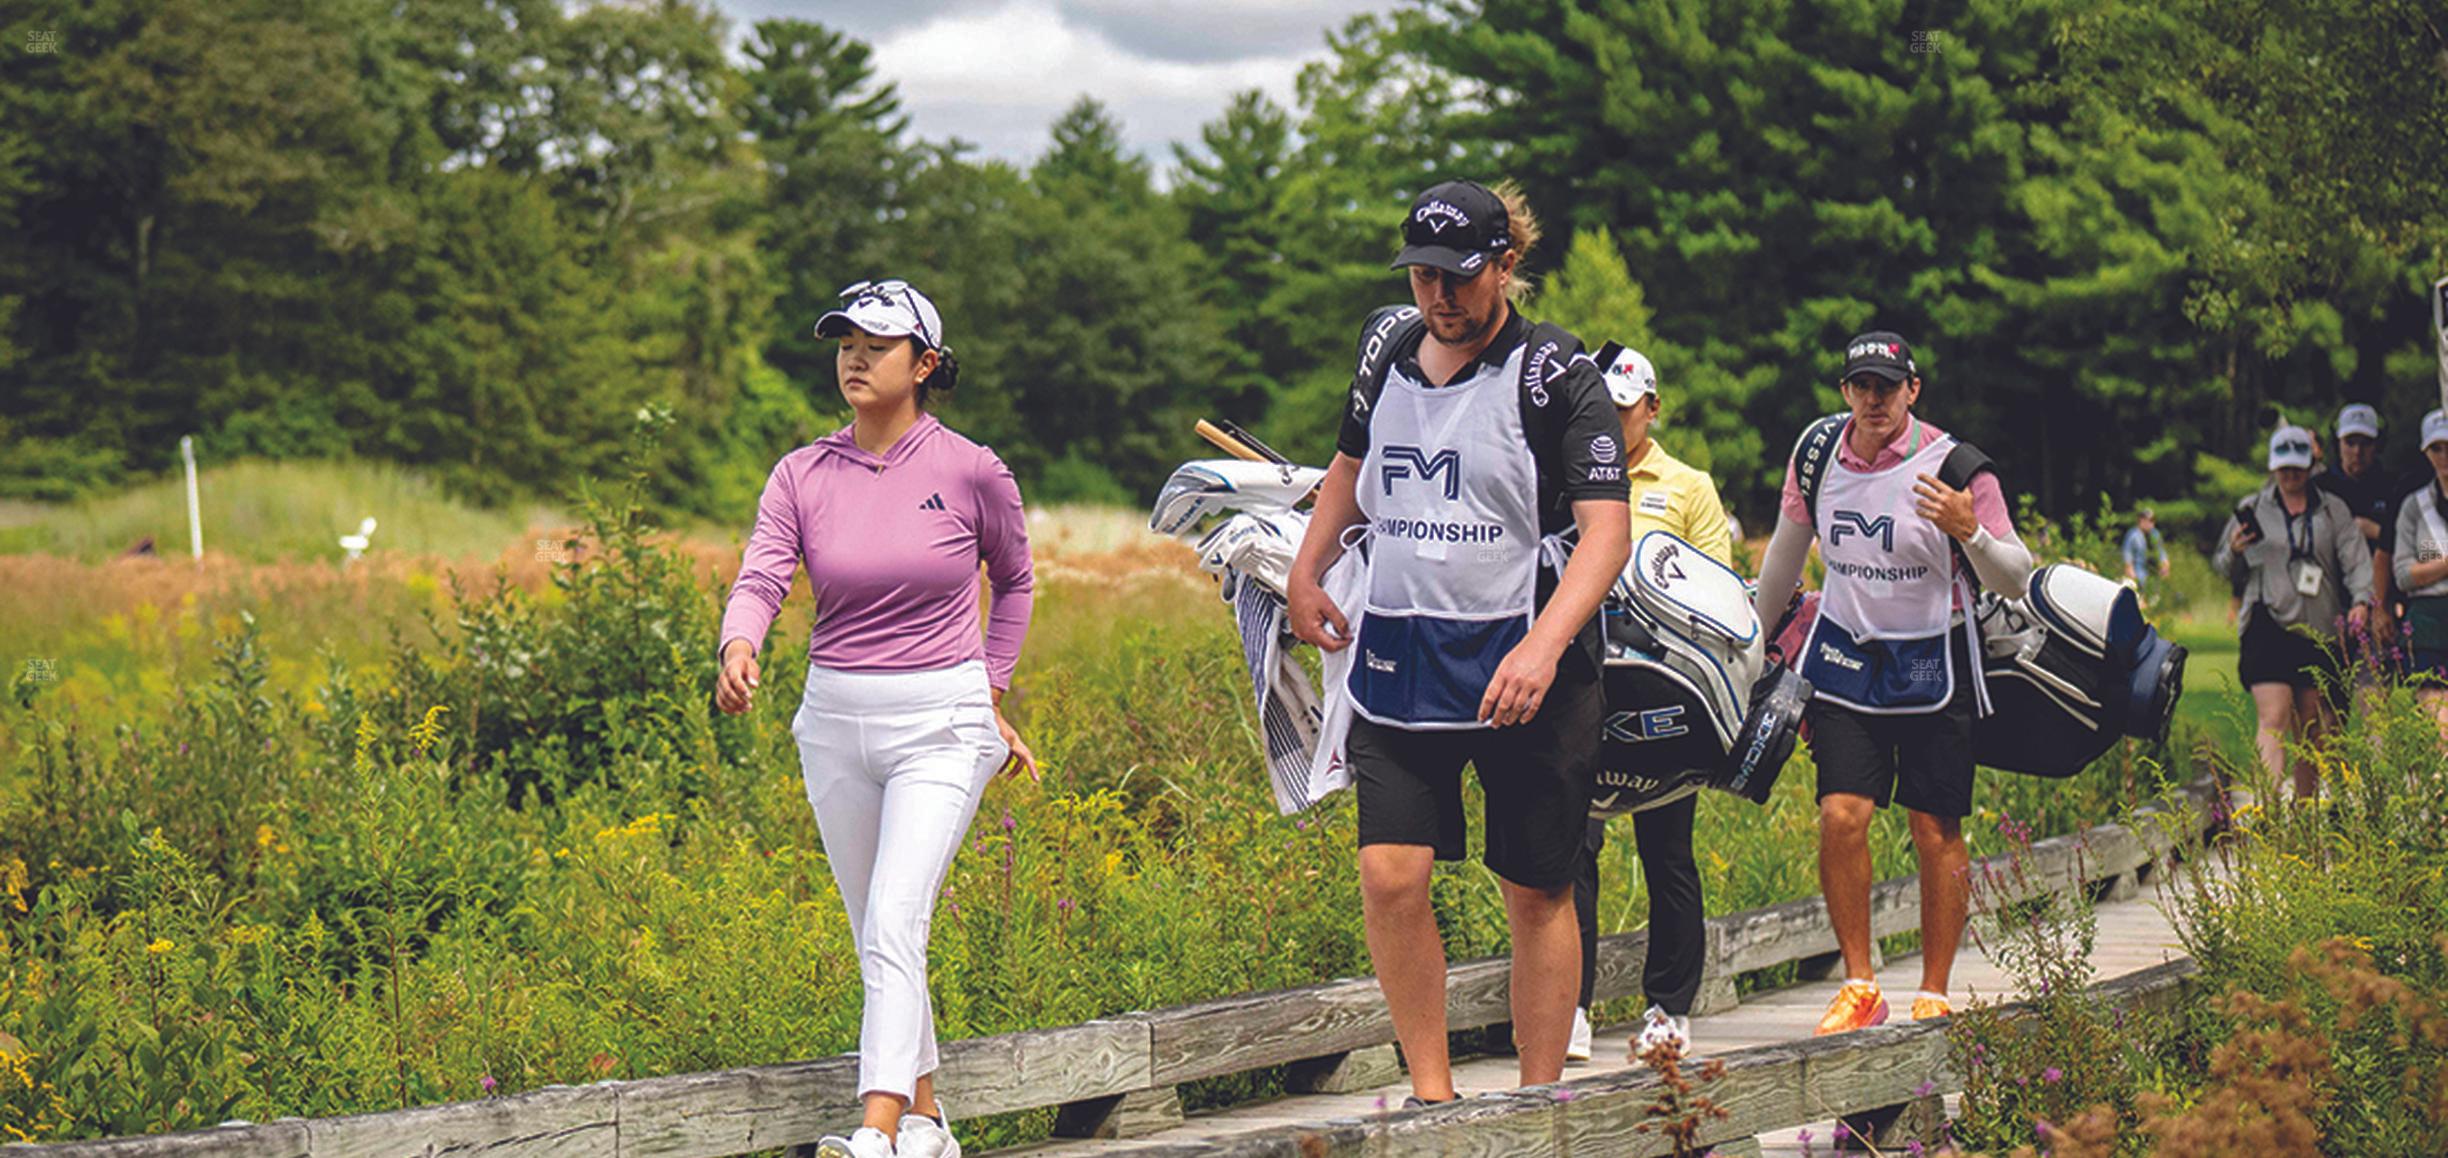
[1575, 793, 1704, 1017]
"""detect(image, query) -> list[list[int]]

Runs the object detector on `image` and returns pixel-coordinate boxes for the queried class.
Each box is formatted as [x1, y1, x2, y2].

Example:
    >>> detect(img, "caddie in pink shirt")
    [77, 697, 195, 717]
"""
[1750, 330, 2034, 1039]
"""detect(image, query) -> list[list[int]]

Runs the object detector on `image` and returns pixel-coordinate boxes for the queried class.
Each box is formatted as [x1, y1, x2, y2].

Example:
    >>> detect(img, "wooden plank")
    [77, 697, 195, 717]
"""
[303, 1102, 451, 1158]
[1053, 1088, 1184, 1141]
[1554, 1043, 1809, 1157]
[1091, 955, 2202, 1158]
[1716, 895, 1838, 976]
[1284, 1046, 1402, 1095]
[1789, 1023, 1951, 1119]
[426, 1086, 616, 1158]
[1142, 975, 1395, 1088]
[0, 1124, 312, 1158]
[615, 1070, 764, 1158]
[1588, 929, 1651, 1006]
[1368, 1091, 1561, 1158]
[952, 1020, 1154, 1117]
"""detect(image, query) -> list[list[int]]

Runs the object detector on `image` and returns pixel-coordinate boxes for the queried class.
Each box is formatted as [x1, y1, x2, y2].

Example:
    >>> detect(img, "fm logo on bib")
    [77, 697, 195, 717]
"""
[1828, 510, 1897, 551]
[1381, 445, 1461, 499]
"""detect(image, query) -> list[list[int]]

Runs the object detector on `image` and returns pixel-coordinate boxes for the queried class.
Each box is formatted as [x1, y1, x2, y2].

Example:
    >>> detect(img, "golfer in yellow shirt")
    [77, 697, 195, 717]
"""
[1570, 343, 1731, 1064]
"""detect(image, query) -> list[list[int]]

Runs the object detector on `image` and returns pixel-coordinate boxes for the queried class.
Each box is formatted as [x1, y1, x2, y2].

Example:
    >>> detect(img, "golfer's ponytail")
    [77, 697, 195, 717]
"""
[919, 344, 961, 408]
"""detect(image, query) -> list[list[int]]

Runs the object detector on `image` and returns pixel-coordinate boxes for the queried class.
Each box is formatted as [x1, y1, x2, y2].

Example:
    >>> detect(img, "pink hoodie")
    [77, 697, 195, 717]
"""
[719, 414, 1034, 690]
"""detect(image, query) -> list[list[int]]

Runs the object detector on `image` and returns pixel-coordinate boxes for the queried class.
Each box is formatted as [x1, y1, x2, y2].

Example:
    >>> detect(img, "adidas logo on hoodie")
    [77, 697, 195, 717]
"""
[919, 493, 946, 511]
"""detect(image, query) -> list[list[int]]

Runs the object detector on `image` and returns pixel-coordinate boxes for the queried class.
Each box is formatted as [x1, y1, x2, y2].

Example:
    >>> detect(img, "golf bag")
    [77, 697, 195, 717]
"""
[1565, 529, 1811, 816]
[1770, 564, 2187, 778]
[1970, 563, 2187, 777]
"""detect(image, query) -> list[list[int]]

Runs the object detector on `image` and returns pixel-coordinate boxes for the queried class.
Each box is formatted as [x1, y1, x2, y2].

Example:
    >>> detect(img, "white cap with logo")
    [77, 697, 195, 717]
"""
[814, 278, 944, 349]
[2422, 409, 2448, 451]
[2336, 402, 2380, 441]
[1597, 343, 1658, 409]
[2267, 424, 2316, 470]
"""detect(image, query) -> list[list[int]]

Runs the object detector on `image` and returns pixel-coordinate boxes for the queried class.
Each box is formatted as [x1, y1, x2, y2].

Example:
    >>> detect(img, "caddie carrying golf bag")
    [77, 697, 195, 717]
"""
[1970, 563, 2187, 776]
[1559, 529, 1812, 817]
[1775, 410, 2185, 778]
[1771, 565, 2187, 779]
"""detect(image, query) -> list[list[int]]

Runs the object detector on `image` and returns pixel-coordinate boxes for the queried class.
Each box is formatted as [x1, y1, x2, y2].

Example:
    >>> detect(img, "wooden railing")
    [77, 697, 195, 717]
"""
[5, 776, 2219, 1157]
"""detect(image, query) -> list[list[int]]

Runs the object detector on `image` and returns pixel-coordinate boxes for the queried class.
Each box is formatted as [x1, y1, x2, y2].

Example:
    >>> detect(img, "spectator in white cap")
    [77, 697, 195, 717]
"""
[1561, 342, 1728, 1065]
[2390, 409, 2448, 742]
[2315, 401, 2400, 666]
[2216, 423, 2374, 804]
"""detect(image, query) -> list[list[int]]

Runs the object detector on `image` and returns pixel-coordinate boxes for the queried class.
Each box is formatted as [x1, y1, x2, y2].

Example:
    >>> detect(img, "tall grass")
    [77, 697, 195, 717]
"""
[1941, 654, 2448, 1155]
[0, 459, 567, 564]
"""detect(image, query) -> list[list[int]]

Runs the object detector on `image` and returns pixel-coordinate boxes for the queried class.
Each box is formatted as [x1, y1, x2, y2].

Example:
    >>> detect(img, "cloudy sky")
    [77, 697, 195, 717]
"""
[712, 1, 1395, 167]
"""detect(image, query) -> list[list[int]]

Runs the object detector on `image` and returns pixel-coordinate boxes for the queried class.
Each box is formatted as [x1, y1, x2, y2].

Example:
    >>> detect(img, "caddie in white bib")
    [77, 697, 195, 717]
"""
[1350, 351, 1541, 728]
[1800, 430, 1973, 713]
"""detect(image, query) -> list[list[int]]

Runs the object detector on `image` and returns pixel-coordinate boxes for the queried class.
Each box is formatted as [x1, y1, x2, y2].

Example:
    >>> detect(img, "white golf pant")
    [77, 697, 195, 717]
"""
[791, 659, 1007, 1100]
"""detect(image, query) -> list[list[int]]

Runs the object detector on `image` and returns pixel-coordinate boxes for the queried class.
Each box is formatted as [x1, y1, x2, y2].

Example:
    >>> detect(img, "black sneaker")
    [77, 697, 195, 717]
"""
[1400, 1095, 1457, 1110]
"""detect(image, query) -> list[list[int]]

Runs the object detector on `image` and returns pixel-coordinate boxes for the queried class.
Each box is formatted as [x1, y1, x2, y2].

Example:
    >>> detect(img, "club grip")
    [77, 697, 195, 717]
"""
[1196, 419, 1268, 463]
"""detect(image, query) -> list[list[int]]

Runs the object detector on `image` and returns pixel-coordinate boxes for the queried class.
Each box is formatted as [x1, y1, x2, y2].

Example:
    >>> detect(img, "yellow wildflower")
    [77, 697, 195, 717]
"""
[146, 938, 174, 955]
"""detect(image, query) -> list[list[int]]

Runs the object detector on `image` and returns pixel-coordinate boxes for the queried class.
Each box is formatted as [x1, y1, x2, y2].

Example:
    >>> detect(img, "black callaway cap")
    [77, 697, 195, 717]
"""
[1839, 330, 1917, 383]
[1390, 179, 1510, 276]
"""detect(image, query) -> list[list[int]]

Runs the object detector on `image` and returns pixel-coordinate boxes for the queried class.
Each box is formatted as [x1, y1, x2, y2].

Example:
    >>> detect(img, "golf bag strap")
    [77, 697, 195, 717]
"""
[1352, 305, 1425, 401]
[1940, 441, 1993, 492]
[1589, 339, 1627, 374]
[1791, 412, 1849, 526]
[1937, 438, 1998, 571]
[1518, 321, 1581, 391]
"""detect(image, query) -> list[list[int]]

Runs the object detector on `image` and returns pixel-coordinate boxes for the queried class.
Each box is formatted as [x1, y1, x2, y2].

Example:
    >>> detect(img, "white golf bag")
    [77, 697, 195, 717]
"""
[1551, 529, 1810, 816]
[1155, 458, 1813, 817]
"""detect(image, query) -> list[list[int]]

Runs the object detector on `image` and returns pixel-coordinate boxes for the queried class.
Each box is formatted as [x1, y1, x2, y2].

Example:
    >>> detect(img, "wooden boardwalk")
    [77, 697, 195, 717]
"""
[1003, 874, 2192, 1155]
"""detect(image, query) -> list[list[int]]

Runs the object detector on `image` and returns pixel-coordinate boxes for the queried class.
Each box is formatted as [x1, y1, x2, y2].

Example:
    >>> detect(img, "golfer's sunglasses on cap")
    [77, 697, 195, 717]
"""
[837, 278, 936, 348]
[2273, 436, 2313, 458]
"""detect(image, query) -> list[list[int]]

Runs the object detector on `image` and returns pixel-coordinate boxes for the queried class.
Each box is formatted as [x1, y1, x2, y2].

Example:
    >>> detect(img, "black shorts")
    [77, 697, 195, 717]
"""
[1807, 676, 1977, 819]
[2237, 606, 2346, 712]
[1348, 669, 1603, 890]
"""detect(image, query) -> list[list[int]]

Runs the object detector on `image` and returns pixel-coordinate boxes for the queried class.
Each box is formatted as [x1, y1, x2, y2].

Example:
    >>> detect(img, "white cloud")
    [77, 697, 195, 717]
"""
[716, 0, 1395, 165]
[1057, 0, 1386, 64]
[870, 0, 1308, 163]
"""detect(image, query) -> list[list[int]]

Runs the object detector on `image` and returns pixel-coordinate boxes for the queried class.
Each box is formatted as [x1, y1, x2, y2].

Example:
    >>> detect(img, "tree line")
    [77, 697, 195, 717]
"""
[0, 0, 2442, 530]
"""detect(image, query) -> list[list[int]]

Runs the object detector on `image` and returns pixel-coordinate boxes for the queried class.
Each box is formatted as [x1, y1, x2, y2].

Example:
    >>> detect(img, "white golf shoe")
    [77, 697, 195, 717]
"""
[898, 1104, 961, 1158]
[813, 1126, 894, 1158]
[1634, 1005, 1691, 1063]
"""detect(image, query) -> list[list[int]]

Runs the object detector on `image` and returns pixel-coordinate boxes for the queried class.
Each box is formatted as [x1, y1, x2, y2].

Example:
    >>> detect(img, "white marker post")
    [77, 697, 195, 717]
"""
[2434, 275, 2448, 417]
[181, 434, 201, 561]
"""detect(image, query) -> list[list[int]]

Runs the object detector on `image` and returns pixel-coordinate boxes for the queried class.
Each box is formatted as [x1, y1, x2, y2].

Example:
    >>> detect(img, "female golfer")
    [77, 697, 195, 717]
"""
[716, 278, 1036, 1158]
[2216, 422, 2372, 804]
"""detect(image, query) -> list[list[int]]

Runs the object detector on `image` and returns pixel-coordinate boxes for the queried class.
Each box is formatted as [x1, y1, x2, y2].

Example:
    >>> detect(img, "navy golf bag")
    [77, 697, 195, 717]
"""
[1970, 563, 2188, 777]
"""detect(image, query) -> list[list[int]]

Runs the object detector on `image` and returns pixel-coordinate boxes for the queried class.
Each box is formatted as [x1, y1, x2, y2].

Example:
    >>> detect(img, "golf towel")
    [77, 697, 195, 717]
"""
[1227, 539, 1365, 814]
